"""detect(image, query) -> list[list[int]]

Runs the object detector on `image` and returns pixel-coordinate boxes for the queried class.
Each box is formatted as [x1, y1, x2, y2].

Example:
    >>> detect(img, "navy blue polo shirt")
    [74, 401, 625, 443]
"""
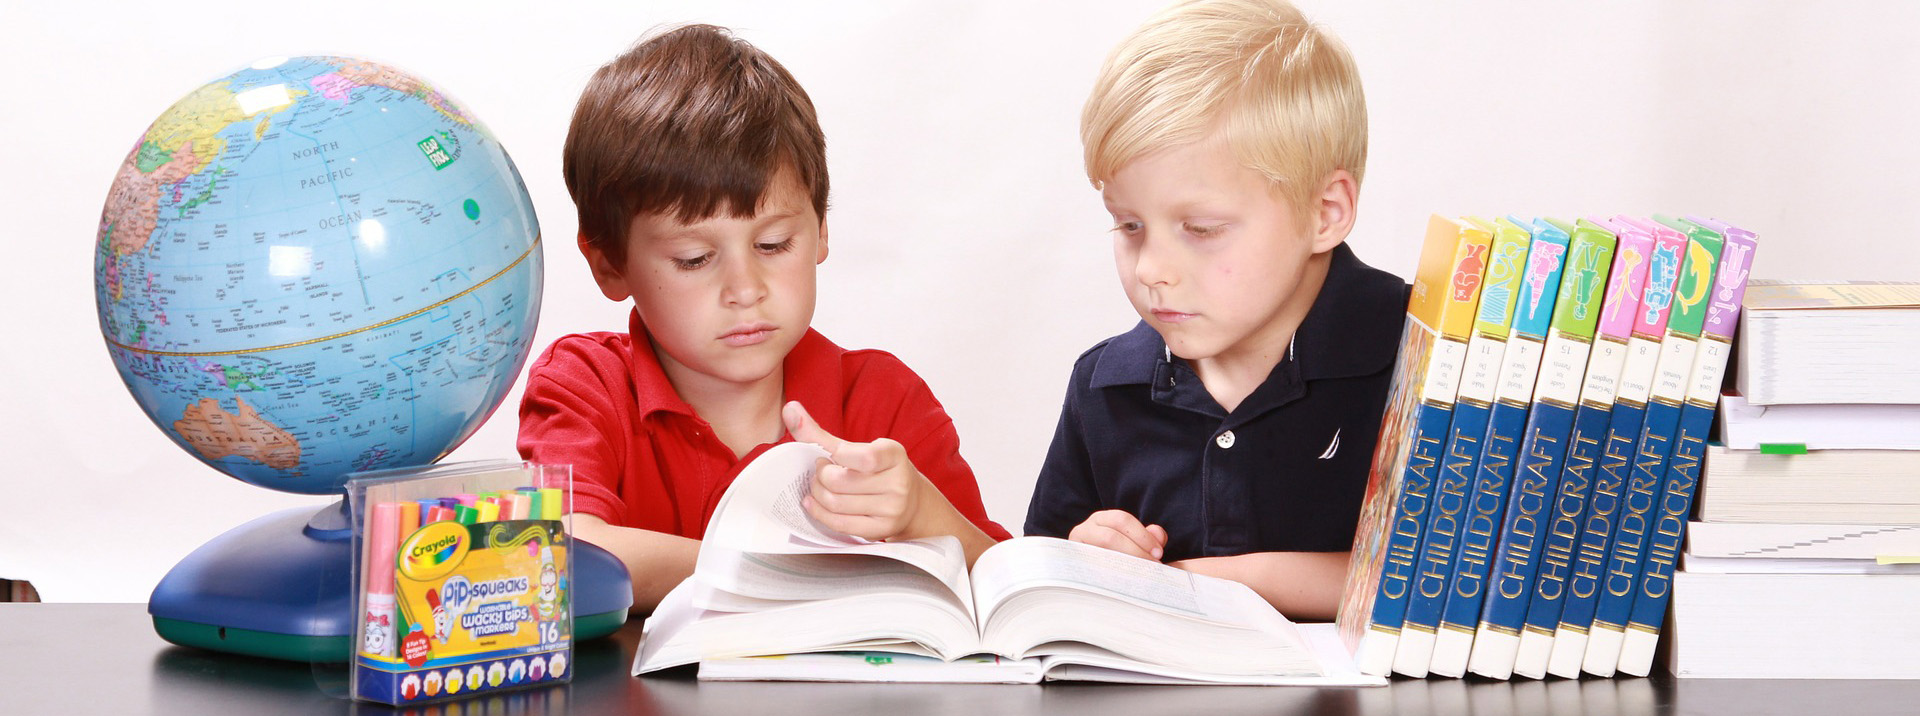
[1024, 243, 1409, 561]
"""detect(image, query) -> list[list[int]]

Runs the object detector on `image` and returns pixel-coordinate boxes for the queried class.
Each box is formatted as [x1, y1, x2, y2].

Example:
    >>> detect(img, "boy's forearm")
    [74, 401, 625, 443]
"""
[569, 515, 700, 614]
[1171, 550, 1351, 621]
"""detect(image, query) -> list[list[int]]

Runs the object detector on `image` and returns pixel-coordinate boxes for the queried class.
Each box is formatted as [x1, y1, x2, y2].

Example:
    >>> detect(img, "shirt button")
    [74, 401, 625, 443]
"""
[1216, 430, 1236, 449]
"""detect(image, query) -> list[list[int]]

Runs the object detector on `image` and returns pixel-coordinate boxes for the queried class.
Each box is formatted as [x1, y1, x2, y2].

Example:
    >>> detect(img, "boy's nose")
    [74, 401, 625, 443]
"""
[1131, 234, 1177, 287]
[719, 256, 769, 306]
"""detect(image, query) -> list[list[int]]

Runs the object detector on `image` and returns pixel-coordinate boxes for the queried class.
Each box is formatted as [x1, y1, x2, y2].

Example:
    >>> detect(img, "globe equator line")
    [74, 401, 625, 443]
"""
[105, 233, 542, 358]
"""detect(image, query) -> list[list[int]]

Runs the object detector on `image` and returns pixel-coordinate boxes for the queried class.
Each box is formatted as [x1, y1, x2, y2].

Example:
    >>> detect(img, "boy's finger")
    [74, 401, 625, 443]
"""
[823, 441, 892, 476]
[1091, 510, 1161, 557]
[815, 463, 887, 495]
[1087, 527, 1156, 560]
[783, 401, 846, 453]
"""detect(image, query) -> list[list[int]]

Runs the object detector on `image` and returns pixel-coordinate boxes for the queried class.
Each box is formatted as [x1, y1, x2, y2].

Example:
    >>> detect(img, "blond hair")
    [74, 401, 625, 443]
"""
[1082, 0, 1366, 213]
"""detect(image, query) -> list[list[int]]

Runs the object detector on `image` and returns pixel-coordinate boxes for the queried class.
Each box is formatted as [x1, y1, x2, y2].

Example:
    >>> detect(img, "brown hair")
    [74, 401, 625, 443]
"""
[564, 24, 829, 261]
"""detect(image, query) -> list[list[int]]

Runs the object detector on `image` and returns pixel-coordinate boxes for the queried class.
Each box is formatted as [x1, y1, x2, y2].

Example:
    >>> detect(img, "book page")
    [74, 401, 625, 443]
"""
[635, 584, 983, 672]
[969, 537, 1203, 619]
[1037, 624, 1382, 686]
[697, 442, 972, 599]
[704, 442, 859, 551]
[969, 538, 1319, 677]
[693, 547, 972, 617]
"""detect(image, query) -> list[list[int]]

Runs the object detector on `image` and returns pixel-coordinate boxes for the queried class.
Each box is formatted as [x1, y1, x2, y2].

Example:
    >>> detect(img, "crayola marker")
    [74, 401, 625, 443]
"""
[455, 505, 479, 526]
[538, 489, 563, 520]
[455, 493, 478, 508]
[363, 502, 400, 658]
[521, 488, 543, 521]
[426, 506, 456, 524]
[509, 494, 532, 521]
[398, 501, 421, 539]
[477, 498, 500, 523]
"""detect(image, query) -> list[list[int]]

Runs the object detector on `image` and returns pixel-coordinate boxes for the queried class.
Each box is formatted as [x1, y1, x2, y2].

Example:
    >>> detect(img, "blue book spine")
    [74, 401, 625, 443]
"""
[1432, 400, 1524, 646]
[1586, 397, 1682, 663]
[1399, 398, 1489, 658]
[1558, 401, 1637, 627]
[1618, 400, 1708, 668]
[1516, 401, 1606, 646]
[1468, 399, 1574, 675]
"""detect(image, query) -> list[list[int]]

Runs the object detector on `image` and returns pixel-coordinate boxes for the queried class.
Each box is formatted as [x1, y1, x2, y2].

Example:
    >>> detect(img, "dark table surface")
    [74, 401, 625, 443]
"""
[4, 603, 1915, 715]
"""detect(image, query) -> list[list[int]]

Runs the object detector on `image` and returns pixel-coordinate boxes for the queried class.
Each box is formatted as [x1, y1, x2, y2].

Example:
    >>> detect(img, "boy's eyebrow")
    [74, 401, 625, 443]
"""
[754, 209, 802, 224]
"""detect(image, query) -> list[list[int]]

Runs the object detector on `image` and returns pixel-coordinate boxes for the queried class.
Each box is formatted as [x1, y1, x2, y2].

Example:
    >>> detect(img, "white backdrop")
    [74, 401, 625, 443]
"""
[5, 1, 1918, 601]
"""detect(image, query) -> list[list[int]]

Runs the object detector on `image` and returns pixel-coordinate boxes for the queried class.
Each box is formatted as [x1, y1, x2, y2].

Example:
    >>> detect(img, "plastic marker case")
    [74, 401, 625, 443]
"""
[348, 461, 574, 705]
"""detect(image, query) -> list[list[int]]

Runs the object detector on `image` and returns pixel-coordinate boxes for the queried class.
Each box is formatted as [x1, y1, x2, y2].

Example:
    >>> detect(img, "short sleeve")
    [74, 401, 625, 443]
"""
[515, 338, 630, 525]
[1023, 360, 1103, 539]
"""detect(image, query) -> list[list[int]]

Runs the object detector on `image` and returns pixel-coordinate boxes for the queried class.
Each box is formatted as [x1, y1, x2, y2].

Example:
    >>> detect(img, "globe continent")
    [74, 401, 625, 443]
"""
[94, 56, 543, 495]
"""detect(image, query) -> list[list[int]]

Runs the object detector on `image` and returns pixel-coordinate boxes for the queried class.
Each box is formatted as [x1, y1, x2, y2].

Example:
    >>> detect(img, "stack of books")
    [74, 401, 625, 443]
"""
[1669, 281, 1920, 679]
[1340, 213, 1758, 680]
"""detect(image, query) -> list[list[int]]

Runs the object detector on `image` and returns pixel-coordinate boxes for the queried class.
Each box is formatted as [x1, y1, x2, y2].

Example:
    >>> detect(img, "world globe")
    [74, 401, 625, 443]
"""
[94, 55, 543, 495]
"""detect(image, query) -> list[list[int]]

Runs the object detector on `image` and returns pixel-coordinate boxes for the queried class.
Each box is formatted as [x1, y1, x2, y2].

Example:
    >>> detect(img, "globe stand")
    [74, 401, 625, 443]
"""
[150, 500, 633, 662]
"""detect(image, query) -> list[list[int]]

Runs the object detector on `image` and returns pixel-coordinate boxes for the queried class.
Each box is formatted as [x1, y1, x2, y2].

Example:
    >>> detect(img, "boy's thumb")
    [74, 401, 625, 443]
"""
[782, 401, 843, 452]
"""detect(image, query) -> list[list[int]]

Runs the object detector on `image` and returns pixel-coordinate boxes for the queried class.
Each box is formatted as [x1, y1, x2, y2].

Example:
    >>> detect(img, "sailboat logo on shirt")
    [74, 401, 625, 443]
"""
[1319, 428, 1342, 460]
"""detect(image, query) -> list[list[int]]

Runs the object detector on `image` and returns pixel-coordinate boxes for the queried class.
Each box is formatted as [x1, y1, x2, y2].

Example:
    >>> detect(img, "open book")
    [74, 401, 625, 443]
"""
[632, 442, 1381, 685]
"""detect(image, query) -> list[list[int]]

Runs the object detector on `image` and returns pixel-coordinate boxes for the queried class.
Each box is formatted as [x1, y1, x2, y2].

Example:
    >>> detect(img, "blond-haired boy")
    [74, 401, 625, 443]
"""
[519, 25, 1009, 613]
[1025, 0, 1406, 620]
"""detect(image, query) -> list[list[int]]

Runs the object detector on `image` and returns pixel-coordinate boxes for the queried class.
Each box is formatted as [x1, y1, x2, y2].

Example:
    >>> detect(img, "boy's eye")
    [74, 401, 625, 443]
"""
[756, 237, 796, 254]
[1112, 220, 1144, 235]
[671, 252, 713, 271]
[1184, 222, 1224, 238]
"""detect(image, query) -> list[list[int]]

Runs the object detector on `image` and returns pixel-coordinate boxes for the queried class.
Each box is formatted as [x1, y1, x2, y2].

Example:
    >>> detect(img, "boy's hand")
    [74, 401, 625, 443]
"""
[1068, 510, 1167, 561]
[783, 401, 935, 542]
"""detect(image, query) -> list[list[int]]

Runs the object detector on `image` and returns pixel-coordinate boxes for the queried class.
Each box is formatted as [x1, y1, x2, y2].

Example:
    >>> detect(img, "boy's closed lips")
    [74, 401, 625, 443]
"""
[720, 322, 778, 347]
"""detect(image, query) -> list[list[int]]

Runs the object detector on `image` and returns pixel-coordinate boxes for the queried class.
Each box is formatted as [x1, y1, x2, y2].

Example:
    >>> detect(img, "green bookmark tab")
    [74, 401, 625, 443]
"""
[1758, 443, 1807, 455]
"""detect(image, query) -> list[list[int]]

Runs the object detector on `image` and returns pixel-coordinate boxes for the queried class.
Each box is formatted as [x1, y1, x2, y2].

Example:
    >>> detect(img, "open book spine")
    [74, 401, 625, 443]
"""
[1584, 218, 1725, 677]
[1468, 220, 1614, 680]
[1618, 220, 1756, 677]
[1513, 221, 1652, 679]
[1547, 223, 1687, 679]
[1391, 218, 1530, 678]
[1428, 217, 1567, 678]
[1339, 215, 1490, 677]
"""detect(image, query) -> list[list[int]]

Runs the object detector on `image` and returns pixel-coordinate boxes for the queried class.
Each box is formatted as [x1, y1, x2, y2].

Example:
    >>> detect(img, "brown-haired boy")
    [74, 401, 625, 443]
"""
[519, 25, 1008, 613]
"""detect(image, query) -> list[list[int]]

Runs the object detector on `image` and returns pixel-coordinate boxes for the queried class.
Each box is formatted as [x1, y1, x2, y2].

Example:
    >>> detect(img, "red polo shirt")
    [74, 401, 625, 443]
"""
[516, 310, 1010, 541]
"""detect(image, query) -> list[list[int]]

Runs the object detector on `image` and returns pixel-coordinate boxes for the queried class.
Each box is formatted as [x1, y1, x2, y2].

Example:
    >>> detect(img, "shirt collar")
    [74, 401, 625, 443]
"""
[626, 309, 848, 430]
[1089, 242, 1405, 389]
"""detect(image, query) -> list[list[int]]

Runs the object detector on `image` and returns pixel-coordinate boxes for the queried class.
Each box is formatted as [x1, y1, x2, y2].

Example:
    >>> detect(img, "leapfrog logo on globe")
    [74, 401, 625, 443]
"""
[400, 521, 469, 582]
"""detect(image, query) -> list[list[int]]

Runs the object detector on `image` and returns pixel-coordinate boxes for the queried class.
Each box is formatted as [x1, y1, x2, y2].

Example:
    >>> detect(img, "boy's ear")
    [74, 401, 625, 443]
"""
[578, 231, 633, 302]
[815, 220, 830, 264]
[1310, 169, 1358, 254]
